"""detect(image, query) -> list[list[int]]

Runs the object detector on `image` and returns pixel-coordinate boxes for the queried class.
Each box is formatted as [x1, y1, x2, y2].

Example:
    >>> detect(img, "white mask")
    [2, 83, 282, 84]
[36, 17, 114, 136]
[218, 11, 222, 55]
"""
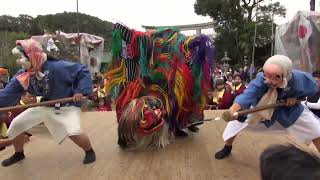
[12, 46, 31, 70]
[16, 57, 31, 70]
[263, 55, 293, 89]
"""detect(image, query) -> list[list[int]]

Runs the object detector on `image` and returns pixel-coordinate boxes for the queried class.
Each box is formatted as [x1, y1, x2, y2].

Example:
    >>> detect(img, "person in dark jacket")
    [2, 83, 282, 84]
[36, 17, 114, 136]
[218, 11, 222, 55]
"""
[0, 39, 96, 167]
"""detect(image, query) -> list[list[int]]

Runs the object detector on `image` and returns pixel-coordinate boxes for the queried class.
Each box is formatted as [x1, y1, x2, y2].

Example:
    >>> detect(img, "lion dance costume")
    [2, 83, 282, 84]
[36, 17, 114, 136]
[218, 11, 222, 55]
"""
[105, 23, 215, 150]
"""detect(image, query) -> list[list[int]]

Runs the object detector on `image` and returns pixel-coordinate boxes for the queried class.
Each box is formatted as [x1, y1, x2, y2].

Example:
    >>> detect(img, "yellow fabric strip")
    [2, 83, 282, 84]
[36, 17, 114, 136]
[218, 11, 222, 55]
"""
[0, 123, 8, 137]
[212, 89, 225, 104]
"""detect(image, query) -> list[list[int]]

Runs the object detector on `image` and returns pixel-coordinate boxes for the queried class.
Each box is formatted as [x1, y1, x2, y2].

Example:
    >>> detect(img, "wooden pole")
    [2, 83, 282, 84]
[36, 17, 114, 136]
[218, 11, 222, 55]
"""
[201, 101, 287, 123]
[0, 97, 86, 113]
[237, 102, 285, 117]
[221, 102, 285, 122]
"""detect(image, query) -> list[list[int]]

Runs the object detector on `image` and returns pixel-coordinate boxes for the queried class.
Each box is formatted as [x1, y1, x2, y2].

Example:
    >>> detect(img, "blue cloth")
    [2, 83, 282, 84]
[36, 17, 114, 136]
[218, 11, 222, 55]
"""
[235, 70, 317, 128]
[0, 59, 93, 108]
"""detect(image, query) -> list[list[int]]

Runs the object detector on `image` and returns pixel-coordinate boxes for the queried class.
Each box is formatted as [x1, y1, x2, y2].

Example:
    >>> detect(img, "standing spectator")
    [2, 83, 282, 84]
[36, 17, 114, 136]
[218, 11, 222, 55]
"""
[249, 63, 257, 81]
[304, 70, 320, 117]
[239, 67, 249, 83]
[0, 68, 8, 89]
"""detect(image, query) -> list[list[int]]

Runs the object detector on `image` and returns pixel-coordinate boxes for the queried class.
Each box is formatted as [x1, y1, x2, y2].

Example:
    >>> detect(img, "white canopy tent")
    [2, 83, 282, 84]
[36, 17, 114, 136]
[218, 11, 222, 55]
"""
[31, 31, 104, 77]
[275, 11, 320, 73]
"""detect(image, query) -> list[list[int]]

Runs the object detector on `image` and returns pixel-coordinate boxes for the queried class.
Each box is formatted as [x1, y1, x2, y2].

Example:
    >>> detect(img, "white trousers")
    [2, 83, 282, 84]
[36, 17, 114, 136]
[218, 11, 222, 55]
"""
[223, 106, 320, 145]
[7, 106, 83, 144]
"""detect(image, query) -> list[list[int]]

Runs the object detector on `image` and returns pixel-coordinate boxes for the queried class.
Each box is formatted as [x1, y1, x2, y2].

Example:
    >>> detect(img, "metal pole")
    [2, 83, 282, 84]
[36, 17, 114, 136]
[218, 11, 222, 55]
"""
[77, 0, 79, 36]
[310, 0, 315, 11]
[271, 12, 274, 56]
[76, 0, 81, 61]
[252, 6, 258, 65]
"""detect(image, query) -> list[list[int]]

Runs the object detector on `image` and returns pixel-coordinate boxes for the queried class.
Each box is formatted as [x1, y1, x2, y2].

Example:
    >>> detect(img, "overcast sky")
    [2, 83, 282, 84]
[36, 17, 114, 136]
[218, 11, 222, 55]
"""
[0, 0, 315, 33]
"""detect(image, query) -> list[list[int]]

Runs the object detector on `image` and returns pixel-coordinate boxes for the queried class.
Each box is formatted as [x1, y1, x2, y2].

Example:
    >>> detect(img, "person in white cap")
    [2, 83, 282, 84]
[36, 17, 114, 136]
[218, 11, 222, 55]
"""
[214, 55, 320, 159]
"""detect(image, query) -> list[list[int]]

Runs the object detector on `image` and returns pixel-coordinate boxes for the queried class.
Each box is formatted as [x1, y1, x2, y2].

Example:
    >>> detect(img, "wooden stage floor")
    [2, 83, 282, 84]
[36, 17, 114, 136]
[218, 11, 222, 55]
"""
[0, 110, 304, 180]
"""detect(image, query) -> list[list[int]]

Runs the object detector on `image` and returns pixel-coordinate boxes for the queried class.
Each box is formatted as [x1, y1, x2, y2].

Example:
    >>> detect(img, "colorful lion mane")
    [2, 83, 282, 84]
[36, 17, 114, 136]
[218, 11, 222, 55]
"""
[105, 23, 215, 150]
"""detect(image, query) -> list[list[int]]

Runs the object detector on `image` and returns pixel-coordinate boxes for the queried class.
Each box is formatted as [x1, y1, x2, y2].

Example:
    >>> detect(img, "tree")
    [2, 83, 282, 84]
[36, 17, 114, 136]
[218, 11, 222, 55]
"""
[30, 19, 43, 35]
[0, 31, 30, 71]
[35, 12, 113, 49]
[0, 13, 114, 73]
[16, 14, 33, 33]
[194, 0, 286, 66]
[0, 13, 113, 50]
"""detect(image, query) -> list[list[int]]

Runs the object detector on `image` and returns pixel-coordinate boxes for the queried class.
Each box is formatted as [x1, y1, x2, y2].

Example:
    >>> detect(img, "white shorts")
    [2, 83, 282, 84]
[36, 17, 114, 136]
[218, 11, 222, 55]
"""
[223, 106, 320, 145]
[7, 106, 83, 144]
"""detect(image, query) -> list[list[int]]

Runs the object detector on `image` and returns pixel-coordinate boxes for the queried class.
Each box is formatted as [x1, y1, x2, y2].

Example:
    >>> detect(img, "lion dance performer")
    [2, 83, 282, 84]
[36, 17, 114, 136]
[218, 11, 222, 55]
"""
[105, 23, 215, 150]
[0, 39, 96, 167]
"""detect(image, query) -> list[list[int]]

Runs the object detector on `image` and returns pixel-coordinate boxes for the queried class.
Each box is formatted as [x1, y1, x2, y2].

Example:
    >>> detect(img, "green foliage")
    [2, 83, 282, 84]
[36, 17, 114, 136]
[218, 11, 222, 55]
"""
[0, 14, 42, 35]
[0, 31, 30, 72]
[194, 0, 286, 64]
[0, 12, 113, 73]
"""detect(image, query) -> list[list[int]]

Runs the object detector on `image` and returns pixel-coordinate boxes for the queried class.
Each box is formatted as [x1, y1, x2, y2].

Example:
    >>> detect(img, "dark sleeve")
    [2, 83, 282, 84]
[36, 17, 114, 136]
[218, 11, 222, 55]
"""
[293, 71, 318, 99]
[72, 65, 93, 96]
[56, 61, 93, 96]
[0, 77, 24, 108]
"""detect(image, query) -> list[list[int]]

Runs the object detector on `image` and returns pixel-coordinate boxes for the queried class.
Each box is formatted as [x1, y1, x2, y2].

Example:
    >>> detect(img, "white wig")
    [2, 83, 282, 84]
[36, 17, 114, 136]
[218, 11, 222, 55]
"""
[263, 55, 293, 81]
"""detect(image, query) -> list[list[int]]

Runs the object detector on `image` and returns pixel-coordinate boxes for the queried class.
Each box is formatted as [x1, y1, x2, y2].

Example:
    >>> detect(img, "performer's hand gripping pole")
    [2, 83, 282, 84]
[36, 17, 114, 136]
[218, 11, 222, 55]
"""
[0, 97, 88, 113]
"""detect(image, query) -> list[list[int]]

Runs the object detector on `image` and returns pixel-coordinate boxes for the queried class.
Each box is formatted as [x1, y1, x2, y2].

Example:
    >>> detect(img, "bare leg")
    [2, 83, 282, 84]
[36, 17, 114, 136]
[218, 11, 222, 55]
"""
[69, 134, 92, 151]
[225, 136, 236, 146]
[1, 133, 26, 167]
[0, 138, 13, 148]
[12, 133, 26, 152]
[312, 137, 320, 152]
[69, 134, 96, 164]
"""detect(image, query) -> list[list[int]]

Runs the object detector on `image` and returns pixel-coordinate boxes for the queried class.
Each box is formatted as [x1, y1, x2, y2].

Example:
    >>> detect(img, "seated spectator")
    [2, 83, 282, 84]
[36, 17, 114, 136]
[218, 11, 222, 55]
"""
[207, 79, 234, 110]
[260, 144, 320, 180]
[232, 74, 246, 97]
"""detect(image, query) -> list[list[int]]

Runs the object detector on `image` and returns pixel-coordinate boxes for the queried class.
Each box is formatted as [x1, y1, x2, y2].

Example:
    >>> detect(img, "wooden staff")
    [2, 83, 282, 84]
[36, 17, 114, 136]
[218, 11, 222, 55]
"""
[221, 101, 286, 122]
[200, 101, 287, 123]
[0, 97, 88, 113]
